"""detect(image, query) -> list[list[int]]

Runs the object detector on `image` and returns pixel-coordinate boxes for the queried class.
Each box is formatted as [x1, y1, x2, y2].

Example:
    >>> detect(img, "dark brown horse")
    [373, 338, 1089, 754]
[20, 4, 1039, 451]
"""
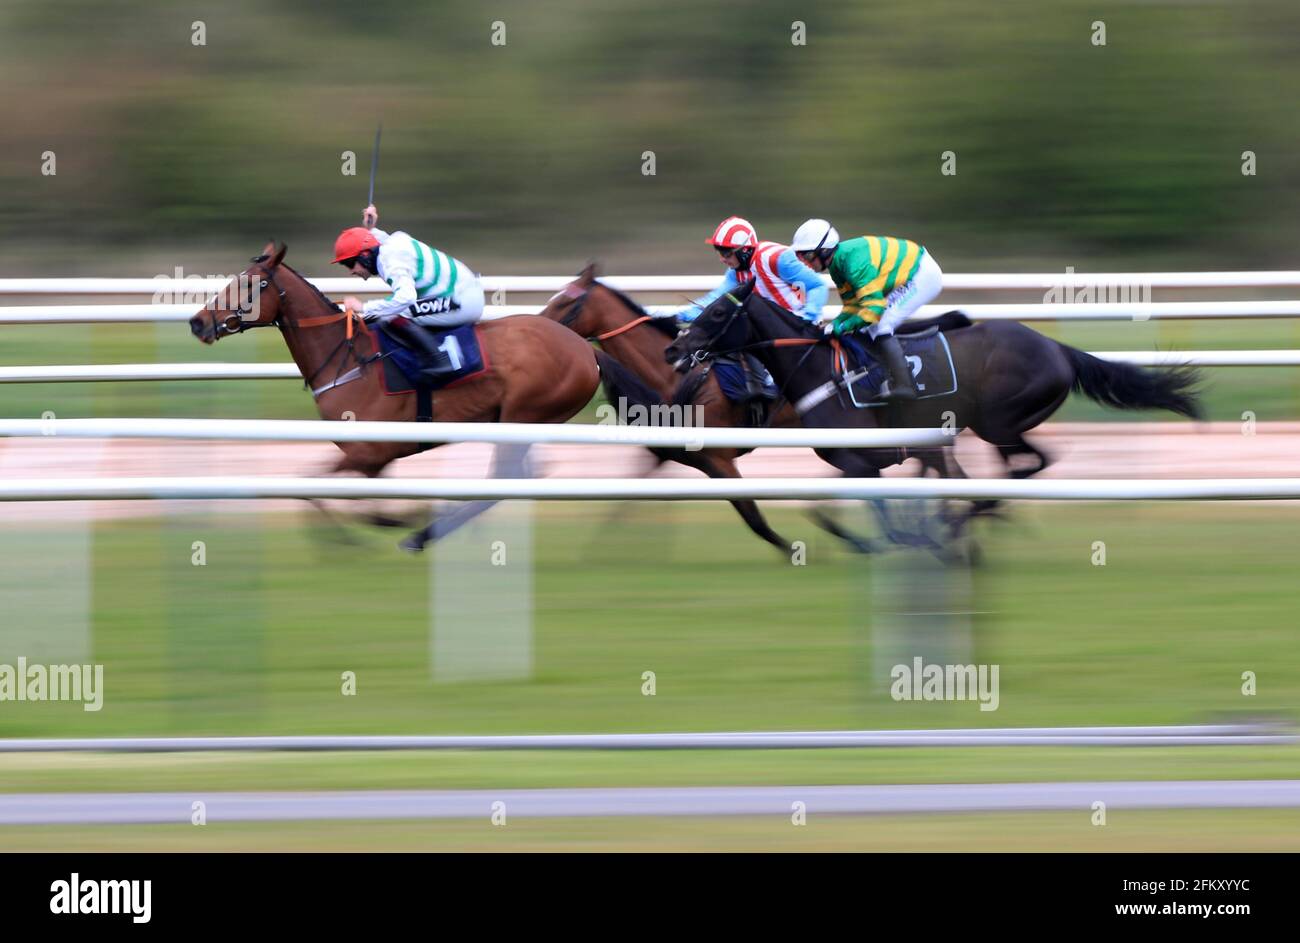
[540, 265, 981, 554]
[667, 284, 1203, 500]
[537, 264, 803, 551]
[190, 242, 648, 549]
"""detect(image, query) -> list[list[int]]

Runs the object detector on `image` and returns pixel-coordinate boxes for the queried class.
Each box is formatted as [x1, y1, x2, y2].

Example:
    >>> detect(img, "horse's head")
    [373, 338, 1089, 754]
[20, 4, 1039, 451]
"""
[537, 262, 600, 334]
[665, 280, 754, 372]
[189, 241, 289, 344]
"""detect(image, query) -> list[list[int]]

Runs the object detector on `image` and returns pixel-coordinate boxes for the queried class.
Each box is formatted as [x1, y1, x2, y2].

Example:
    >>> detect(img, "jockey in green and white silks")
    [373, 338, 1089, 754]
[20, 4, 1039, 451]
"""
[334, 205, 485, 380]
[791, 218, 944, 402]
[335, 205, 484, 329]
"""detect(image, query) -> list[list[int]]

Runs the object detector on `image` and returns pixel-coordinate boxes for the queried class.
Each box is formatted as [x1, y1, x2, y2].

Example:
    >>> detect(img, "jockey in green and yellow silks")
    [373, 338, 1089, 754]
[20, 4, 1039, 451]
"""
[791, 219, 944, 402]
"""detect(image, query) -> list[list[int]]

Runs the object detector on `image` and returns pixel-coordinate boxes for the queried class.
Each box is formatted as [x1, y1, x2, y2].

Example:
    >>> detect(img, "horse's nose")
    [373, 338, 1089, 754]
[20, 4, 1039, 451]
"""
[189, 314, 204, 337]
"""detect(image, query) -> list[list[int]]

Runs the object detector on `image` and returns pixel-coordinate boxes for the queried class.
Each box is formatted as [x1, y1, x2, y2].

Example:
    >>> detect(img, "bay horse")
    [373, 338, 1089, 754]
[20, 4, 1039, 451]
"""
[537, 263, 803, 551]
[666, 283, 1203, 512]
[189, 241, 654, 550]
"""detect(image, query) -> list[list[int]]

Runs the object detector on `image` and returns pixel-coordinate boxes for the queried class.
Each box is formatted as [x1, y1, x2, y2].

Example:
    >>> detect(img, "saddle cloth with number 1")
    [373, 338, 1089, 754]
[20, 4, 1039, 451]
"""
[375, 320, 489, 394]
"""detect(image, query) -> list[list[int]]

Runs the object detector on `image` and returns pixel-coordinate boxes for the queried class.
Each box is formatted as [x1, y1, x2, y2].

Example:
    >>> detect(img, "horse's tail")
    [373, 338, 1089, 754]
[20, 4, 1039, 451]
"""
[595, 350, 666, 415]
[1057, 342, 1203, 419]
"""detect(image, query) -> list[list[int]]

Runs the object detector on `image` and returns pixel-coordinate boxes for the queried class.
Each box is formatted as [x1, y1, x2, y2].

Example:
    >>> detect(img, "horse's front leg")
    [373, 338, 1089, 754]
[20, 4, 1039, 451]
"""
[314, 446, 417, 532]
[400, 443, 533, 552]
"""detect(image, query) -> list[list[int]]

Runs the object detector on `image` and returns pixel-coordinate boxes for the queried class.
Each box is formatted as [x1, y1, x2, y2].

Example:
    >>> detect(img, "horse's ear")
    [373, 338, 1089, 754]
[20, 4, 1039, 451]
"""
[579, 261, 598, 285]
[257, 240, 276, 261]
[270, 242, 288, 269]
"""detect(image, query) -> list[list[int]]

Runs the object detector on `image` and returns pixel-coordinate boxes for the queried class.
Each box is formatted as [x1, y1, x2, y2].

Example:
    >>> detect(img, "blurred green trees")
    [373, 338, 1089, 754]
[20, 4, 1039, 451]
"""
[1, 0, 1297, 272]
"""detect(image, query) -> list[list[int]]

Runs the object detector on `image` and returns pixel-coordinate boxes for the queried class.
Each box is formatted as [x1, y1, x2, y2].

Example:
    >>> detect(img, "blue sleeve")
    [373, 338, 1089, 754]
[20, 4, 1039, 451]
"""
[776, 248, 830, 321]
[673, 270, 740, 323]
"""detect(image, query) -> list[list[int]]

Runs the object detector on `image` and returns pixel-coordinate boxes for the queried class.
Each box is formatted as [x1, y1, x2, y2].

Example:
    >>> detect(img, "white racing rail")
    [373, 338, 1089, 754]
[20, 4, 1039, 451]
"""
[0, 725, 1290, 752]
[1, 476, 1300, 502]
[0, 417, 953, 450]
[3, 271, 1300, 294]
[8, 300, 1300, 324]
[0, 348, 1286, 385]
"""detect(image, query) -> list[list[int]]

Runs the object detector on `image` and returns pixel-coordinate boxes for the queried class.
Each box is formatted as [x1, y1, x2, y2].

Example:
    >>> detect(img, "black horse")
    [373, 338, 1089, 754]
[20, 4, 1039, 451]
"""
[665, 282, 1202, 526]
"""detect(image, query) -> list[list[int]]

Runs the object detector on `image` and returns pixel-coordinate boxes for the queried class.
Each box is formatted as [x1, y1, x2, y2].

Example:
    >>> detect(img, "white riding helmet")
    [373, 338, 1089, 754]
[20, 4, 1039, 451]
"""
[791, 218, 840, 253]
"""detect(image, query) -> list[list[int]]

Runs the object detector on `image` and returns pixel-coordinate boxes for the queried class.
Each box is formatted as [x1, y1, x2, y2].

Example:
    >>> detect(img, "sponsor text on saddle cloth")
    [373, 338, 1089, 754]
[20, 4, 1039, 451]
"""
[796, 327, 957, 413]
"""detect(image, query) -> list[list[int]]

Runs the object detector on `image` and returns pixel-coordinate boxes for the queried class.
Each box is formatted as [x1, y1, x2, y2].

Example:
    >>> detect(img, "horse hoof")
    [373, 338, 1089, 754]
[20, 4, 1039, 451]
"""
[398, 536, 427, 553]
[934, 539, 981, 568]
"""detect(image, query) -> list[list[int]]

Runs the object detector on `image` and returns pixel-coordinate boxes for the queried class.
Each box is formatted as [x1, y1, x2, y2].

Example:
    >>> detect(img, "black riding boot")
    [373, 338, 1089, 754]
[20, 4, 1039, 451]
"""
[385, 317, 453, 385]
[873, 331, 918, 402]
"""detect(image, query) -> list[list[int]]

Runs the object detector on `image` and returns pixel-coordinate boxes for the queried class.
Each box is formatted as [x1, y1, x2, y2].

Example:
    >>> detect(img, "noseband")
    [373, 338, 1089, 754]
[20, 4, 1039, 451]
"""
[675, 293, 746, 367]
[204, 265, 287, 337]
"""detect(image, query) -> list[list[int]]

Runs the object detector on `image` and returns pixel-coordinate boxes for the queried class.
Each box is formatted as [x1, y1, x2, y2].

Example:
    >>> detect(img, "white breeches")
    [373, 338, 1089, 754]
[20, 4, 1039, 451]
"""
[871, 251, 943, 338]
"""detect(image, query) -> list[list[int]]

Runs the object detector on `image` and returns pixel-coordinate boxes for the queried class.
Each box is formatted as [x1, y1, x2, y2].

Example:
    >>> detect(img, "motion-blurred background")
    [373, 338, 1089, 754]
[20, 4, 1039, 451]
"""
[2, 1, 1300, 851]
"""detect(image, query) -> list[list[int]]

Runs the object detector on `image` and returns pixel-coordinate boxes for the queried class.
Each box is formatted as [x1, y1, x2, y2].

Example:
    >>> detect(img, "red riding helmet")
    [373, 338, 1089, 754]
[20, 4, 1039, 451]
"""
[333, 227, 380, 264]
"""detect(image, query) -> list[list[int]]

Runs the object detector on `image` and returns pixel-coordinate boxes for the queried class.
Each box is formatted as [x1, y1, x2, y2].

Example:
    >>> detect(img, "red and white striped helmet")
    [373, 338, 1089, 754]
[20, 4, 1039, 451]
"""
[706, 216, 758, 249]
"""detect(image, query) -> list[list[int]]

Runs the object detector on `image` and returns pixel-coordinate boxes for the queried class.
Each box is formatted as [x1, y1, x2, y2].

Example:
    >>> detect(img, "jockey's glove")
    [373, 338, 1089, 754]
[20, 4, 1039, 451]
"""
[830, 317, 864, 337]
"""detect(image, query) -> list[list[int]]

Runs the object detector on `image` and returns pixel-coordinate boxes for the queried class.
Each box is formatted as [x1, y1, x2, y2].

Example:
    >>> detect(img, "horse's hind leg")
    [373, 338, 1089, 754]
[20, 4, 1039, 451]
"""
[995, 437, 1052, 479]
[973, 371, 1067, 480]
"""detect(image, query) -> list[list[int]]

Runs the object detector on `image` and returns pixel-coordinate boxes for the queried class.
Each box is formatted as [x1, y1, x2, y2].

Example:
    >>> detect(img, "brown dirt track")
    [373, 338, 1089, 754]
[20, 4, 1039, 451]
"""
[0, 421, 1294, 522]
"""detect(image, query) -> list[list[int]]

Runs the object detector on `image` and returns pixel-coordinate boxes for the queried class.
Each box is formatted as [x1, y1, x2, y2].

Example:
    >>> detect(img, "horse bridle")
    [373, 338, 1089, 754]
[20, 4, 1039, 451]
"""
[202, 264, 287, 338]
[673, 292, 826, 422]
[202, 263, 375, 395]
[674, 292, 748, 368]
[555, 280, 659, 341]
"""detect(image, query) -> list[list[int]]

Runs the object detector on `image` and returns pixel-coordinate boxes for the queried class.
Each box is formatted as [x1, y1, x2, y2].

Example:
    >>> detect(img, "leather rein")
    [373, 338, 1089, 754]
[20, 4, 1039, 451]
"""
[556, 281, 659, 342]
[202, 264, 376, 395]
[671, 293, 831, 420]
